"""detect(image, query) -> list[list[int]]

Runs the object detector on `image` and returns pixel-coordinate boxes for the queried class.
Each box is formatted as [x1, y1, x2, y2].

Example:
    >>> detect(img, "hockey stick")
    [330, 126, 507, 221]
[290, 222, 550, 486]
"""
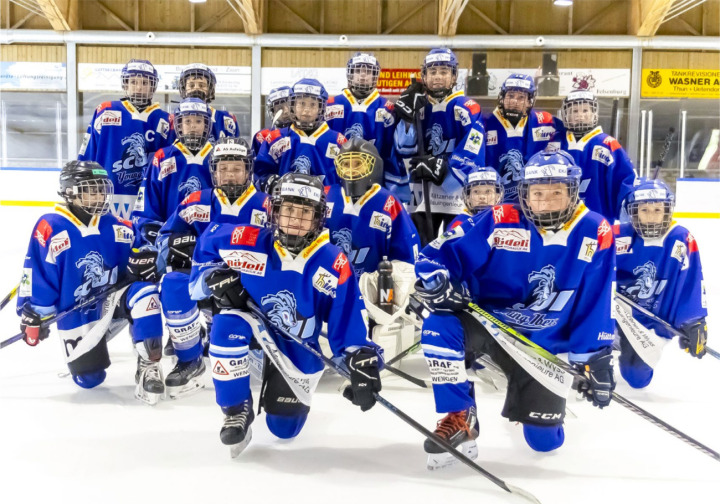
[0, 283, 20, 312]
[246, 300, 542, 503]
[457, 300, 720, 463]
[616, 293, 719, 361]
[1, 280, 132, 350]
[651, 127, 676, 180]
[410, 76, 435, 246]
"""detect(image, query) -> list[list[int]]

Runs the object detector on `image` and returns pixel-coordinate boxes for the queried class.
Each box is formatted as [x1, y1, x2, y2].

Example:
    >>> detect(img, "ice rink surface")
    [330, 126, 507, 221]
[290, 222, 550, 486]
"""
[1, 206, 718, 504]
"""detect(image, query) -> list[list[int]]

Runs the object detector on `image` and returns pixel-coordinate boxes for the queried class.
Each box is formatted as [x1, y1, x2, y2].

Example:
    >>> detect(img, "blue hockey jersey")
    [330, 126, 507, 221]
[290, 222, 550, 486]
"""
[447, 210, 473, 230]
[210, 107, 239, 143]
[483, 108, 559, 202]
[252, 128, 274, 157]
[614, 222, 706, 337]
[325, 184, 420, 278]
[558, 126, 637, 222]
[391, 91, 486, 213]
[131, 141, 214, 240]
[416, 203, 616, 356]
[254, 124, 347, 188]
[189, 225, 374, 358]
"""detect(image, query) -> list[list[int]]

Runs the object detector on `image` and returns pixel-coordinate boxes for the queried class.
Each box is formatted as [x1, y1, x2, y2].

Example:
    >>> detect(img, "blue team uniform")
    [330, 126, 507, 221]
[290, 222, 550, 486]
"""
[483, 108, 559, 202]
[254, 124, 347, 188]
[558, 126, 637, 221]
[252, 128, 274, 157]
[325, 184, 420, 278]
[78, 100, 174, 218]
[447, 210, 473, 230]
[210, 107, 239, 143]
[391, 91, 486, 214]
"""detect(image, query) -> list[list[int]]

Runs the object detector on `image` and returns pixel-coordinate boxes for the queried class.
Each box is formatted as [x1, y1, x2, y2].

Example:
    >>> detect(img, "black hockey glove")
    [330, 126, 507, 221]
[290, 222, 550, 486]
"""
[414, 273, 471, 313]
[343, 347, 382, 411]
[167, 232, 197, 270]
[206, 269, 248, 309]
[20, 305, 50, 347]
[678, 319, 707, 358]
[409, 155, 448, 186]
[141, 222, 162, 246]
[127, 248, 158, 283]
[572, 346, 615, 409]
[395, 81, 427, 123]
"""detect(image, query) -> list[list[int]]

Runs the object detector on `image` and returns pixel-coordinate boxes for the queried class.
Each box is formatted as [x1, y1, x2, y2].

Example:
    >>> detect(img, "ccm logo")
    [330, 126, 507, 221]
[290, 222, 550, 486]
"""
[528, 412, 562, 420]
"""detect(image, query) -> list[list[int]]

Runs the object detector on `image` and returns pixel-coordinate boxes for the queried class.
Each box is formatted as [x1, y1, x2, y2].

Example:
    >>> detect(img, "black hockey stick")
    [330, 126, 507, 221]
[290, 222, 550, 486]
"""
[386, 339, 422, 367]
[410, 76, 434, 245]
[651, 127, 676, 180]
[458, 300, 720, 463]
[1, 280, 132, 350]
[245, 300, 541, 503]
[0, 283, 20, 312]
[616, 294, 719, 361]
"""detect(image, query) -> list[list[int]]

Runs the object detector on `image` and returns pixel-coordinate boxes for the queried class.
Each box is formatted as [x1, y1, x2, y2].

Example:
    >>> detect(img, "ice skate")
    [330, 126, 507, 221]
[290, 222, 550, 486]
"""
[424, 407, 479, 470]
[165, 356, 205, 399]
[220, 402, 255, 458]
[134, 357, 165, 406]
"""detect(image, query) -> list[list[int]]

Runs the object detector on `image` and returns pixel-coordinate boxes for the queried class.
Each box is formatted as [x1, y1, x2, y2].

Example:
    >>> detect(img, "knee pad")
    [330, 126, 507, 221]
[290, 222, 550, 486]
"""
[265, 413, 308, 439]
[260, 360, 310, 426]
[619, 361, 654, 389]
[72, 369, 107, 389]
[126, 283, 162, 342]
[523, 423, 565, 452]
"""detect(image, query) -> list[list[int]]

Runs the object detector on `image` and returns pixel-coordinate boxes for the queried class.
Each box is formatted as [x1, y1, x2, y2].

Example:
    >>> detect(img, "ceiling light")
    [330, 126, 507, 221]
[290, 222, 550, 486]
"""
[188, 0, 207, 4]
[554, 0, 573, 6]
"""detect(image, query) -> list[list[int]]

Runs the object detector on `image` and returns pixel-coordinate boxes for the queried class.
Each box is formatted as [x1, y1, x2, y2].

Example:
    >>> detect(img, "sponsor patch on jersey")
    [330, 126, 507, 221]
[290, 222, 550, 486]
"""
[133, 188, 145, 213]
[326, 143, 340, 159]
[220, 249, 268, 276]
[671, 239, 687, 264]
[223, 115, 237, 135]
[591, 145, 613, 166]
[369, 211, 391, 232]
[454, 106, 471, 126]
[94, 110, 122, 133]
[47, 230, 71, 263]
[19, 268, 32, 297]
[179, 204, 211, 224]
[112, 225, 134, 244]
[492, 204, 520, 224]
[535, 111, 554, 124]
[383, 195, 400, 221]
[325, 201, 335, 218]
[487, 130, 498, 146]
[429, 227, 464, 249]
[158, 157, 177, 180]
[96, 101, 112, 113]
[603, 135, 621, 151]
[375, 107, 394, 127]
[701, 280, 707, 308]
[465, 99, 481, 116]
[463, 129, 484, 155]
[325, 104, 345, 120]
[34, 219, 53, 247]
[312, 266, 338, 298]
[532, 125, 555, 142]
[333, 252, 351, 284]
[615, 236, 632, 255]
[210, 355, 249, 381]
[156, 118, 170, 139]
[250, 209, 267, 226]
[230, 226, 260, 246]
[269, 136, 292, 161]
[181, 191, 202, 205]
[488, 228, 531, 252]
[598, 220, 613, 250]
[578, 236, 598, 263]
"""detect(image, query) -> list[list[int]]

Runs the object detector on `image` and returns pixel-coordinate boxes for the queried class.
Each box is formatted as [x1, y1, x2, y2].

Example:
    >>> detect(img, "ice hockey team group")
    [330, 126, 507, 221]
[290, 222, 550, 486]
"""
[15, 49, 709, 467]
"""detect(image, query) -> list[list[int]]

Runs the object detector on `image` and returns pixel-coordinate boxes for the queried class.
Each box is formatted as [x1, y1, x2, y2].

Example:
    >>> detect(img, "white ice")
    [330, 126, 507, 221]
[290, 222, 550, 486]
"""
[1, 207, 718, 504]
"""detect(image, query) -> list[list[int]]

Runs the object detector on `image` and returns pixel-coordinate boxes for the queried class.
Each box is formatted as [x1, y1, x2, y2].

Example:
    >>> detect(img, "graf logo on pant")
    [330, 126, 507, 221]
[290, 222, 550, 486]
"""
[73, 251, 114, 301]
[261, 290, 316, 338]
[312, 266, 338, 298]
[158, 157, 177, 180]
[219, 249, 267, 276]
[179, 176, 203, 198]
[488, 228, 531, 252]
[179, 204, 211, 224]
[46, 230, 72, 264]
[112, 132, 147, 187]
[112, 225, 134, 244]
[211, 355, 249, 381]
[625, 261, 666, 308]
[94, 110, 122, 132]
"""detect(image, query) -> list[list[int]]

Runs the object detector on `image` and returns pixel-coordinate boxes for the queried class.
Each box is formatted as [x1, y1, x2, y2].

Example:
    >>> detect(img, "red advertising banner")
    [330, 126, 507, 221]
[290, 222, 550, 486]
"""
[377, 68, 421, 95]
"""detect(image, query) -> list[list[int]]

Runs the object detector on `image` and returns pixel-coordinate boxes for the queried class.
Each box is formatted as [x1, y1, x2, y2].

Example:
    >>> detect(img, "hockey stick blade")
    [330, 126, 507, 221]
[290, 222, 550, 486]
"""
[386, 340, 422, 367]
[245, 301, 541, 503]
[271, 109, 284, 129]
[652, 127, 676, 180]
[0, 283, 20, 312]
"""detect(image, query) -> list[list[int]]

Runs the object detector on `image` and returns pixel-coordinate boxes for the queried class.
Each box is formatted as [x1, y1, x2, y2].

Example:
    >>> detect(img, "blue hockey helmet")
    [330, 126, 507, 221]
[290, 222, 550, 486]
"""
[174, 98, 212, 151]
[346, 52, 380, 99]
[625, 177, 675, 238]
[266, 86, 293, 127]
[179, 63, 217, 103]
[498, 73, 537, 122]
[519, 148, 582, 230]
[421, 48, 459, 100]
[463, 166, 504, 215]
[290, 79, 328, 132]
[121, 59, 159, 108]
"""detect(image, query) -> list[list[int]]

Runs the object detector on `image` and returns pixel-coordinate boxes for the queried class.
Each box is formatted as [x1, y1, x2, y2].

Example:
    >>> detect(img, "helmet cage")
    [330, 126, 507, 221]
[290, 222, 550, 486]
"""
[561, 91, 598, 136]
[211, 142, 253, 200]
[61, 177, 114, 216]
[347, 53, 380, 99]
[462, 171, 504, 214]
[121, 60, 158, 108]
[290, 93, 326, 131]
[269, 179, 327, 254]
[179, 64, 217, 103]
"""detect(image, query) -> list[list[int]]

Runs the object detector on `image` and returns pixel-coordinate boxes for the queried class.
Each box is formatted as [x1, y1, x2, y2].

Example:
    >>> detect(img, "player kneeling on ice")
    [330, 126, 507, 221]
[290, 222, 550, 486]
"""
[189, 173, 383, 455]
[614, 178, 708, 388]
[413, 148, 616, 468]
[447, 165, 504, 230]
[16, 161, 164, 405]
[156, 138, 269, 398]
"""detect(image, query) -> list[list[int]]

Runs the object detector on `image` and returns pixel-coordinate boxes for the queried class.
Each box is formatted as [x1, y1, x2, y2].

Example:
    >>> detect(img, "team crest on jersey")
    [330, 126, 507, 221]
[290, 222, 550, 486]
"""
[179, 176, 203, 197]
[343, 123, 365, 140]
[73, 251, 115, 301]
[292, 155, 313, 174]
[625, 261, 666, 307]
[261, 290, 315, 338]
[499, 149, 524, 198]
[112, 132, 147, 187]
[312, 267, 338, 298]
[331, 228, 353, 256]
[427, 124, 449, 155]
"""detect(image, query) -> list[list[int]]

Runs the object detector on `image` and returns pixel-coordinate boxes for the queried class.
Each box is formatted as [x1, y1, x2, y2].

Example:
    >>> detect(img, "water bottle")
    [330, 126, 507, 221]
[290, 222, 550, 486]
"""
[377, 257, 394, 315]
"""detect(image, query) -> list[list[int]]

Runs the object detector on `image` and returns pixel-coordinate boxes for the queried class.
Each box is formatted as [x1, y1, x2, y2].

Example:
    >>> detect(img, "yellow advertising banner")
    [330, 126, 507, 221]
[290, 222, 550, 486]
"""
[642, 69, 720, 99]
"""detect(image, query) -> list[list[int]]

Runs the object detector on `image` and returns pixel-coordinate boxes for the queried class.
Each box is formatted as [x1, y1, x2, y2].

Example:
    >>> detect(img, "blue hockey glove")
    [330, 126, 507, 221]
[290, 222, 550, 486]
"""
[678, 319, 707, 358]
[343, 347, 382, 411]
[572, 346, 615, 409]
[414, 272, 470, 312]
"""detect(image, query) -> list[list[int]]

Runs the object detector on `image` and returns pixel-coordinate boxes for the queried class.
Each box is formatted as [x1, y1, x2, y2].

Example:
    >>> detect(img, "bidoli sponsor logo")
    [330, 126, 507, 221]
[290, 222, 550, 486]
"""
[219, 249, 268, 276]
[489, 228, 531, 252]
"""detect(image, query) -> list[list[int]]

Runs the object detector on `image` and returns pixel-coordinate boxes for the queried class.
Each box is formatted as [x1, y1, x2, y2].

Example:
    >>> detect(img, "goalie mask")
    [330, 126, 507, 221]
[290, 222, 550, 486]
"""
[290, 79, 328, 133]
[211, 137, 253, 201]
[346, 52, 380, 100]
[561, 90, 599, 137]
[498, 73, 536, 125]
[179, 63, 217, 103]
[121, 59, 158, 109]
[174, 98, 212, 151]
[335, 137, 383, 202]
[269, 172, 327, 254]
[421, 48, 458, 101]
[58, 160, 114, 217]
[266, 86, 293, 129]
[462, 166, 503, 215]
[625, 178, 675, 239]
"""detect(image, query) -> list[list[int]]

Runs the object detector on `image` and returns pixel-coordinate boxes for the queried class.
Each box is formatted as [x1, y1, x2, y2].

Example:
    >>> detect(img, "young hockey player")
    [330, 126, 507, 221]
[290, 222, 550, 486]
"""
[17, 161, 164, 404]
[447, 165, 504, 229]
[254, 79, 347, 191]
[614, 178, 707, 388]
[177, 63, 239, 143]
[391, 48, 486, 245]
[189, 173, 382, 455]
[252, 86, 293, 156]
[558, 89, 636, 221]
[483, 73, 559, 203]
[412, 148, 616, 467]
[155, 138, 268, 397]
[325, 53, 396, 166]
[132, 97, 214, 244]
[78, 59, 174, 218]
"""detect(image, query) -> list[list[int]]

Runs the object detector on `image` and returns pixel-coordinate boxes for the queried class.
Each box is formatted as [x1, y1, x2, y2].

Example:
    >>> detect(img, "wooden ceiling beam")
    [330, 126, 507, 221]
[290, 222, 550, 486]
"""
[631, 0, 676, 36]
[227, 0, 263, 35]
[95, 0, 132, 32]
[35, 0, 77, 31]
[439, 0, 470, 37]
[467, 1, 507, 35]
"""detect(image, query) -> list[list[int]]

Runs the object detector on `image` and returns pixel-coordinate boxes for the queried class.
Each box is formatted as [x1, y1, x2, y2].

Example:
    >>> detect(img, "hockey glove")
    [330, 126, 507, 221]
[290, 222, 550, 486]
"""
[414, 272, 471, 312]
[206, 269, 248, 309]
[141, 222, 162, 246]
[127, 248, 158, 283]
[678, 319, 707, 358]
[20, 305, 50, 347]
[167, 232, 197, 270]
[409, 155, 448, 186]
[395, 81, 427, 123]
[343, 348, 382, 412]
[572, 346, 615, 409]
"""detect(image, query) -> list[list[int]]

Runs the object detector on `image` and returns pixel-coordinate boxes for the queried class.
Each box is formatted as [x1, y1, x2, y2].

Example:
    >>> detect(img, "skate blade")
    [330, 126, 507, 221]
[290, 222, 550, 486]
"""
[426, 440, 478, 471]
[134, 383, 163, 406]
[166, 379, 204, 399]
[230, 428, 253, 459]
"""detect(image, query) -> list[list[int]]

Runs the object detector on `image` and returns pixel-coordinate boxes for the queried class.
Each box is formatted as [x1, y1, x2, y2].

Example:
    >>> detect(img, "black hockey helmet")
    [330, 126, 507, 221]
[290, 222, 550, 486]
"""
[334, 137, 383, 201]
[58, 160, 114, 216]
[210, 137, 254, 201]
[269, 172, 327, 254]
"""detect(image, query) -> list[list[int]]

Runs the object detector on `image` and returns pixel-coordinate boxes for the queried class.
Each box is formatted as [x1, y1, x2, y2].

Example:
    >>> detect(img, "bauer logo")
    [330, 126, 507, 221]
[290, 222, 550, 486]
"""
[219, 249, 268, 277]
[312, 266, 338, 298]
[179, 204, 211, 224]
[488, 228, 531, 252]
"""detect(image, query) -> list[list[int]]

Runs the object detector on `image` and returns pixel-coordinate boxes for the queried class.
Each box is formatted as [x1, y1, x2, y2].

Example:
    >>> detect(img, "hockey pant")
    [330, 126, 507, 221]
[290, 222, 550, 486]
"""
[421, 311, 567, 451]
[208, 309, 324, 439]
[160, 271, 205, 363]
